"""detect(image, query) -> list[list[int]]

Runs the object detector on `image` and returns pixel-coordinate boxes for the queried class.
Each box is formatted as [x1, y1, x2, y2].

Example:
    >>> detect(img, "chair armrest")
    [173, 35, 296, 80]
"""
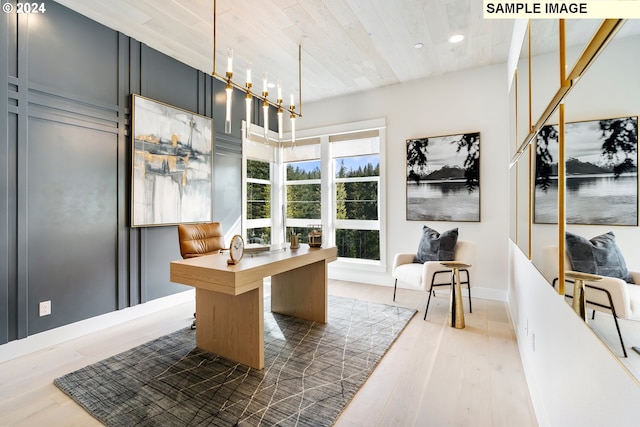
[392, 253, 416, 272]
[580, 276, 632, 319]
[629, 270, 640, 285]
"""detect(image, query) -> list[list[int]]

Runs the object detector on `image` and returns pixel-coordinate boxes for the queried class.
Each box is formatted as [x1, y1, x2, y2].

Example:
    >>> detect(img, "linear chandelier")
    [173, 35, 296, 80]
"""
[212, 0, 301, 143]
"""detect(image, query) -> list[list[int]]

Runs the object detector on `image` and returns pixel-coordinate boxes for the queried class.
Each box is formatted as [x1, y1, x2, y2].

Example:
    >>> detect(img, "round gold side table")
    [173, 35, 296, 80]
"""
[565, 270, 602, 322]
[441, 261, 471, 329]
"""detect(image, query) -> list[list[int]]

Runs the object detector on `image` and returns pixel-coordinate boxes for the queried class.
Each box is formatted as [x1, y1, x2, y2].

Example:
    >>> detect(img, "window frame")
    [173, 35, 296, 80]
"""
[242, 118, 386, 269]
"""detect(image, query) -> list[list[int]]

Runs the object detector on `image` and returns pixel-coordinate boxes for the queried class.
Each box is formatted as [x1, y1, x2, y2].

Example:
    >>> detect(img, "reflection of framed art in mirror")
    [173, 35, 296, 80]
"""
[534, 116, 638, 226]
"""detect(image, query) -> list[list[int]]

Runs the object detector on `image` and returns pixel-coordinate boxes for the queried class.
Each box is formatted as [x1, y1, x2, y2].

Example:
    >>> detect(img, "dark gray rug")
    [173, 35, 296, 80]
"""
[54, 296, 416, 426]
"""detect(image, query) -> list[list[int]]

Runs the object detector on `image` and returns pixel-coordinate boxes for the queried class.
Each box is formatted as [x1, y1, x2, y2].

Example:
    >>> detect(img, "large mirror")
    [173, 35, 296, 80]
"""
[512, 19, 640, 382]
[560, 21, 640, 377]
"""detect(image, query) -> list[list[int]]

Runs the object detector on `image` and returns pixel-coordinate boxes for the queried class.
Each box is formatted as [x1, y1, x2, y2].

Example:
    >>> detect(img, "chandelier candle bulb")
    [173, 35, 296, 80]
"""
[245, 93, 252, 138]
[225, 81, 233, 134]
[262, 72, 268, 94]
[277, 106, 283, 141]
[290, 111, 296, 144]
[263, 98, 269, 141]
[246, 63, 251, 87]
[226, 48, 233, 77]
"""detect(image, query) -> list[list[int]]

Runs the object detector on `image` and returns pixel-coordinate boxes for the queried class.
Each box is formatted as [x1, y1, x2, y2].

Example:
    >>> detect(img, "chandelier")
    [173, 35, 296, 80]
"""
[212, 0, 301, 143]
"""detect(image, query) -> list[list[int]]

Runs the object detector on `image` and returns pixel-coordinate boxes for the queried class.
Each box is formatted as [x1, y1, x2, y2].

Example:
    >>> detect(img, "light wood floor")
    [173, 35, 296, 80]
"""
[0, 281, 537, 426]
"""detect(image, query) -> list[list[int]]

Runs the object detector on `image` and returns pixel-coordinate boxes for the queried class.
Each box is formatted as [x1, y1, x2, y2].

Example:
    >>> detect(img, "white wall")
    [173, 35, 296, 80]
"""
[511, 244, 640, 426]
[301, 64, 510, 301]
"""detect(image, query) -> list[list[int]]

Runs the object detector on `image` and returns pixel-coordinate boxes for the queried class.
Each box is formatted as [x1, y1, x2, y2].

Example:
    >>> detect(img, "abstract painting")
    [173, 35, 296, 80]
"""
[131, 95, 213, 227]
[406, 132, 480, 222]
[535, 116, 638, 225]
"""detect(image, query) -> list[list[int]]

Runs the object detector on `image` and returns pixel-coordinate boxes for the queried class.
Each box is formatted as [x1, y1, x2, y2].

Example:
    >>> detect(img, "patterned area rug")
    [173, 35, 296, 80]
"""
[54, 296, 416, 426]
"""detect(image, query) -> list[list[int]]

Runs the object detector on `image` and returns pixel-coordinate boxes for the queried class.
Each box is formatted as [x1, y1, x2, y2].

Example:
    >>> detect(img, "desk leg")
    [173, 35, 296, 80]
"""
[271, 260, 328, 323]
[195, 284, 264, 370]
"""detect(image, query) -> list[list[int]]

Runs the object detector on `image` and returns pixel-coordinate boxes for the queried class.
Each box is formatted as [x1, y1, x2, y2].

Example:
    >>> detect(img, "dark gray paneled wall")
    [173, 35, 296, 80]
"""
[0, 0, 244, 344]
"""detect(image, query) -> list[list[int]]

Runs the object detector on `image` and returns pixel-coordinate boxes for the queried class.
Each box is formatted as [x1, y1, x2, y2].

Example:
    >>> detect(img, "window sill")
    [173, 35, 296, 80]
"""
[332, 257, 386, 272]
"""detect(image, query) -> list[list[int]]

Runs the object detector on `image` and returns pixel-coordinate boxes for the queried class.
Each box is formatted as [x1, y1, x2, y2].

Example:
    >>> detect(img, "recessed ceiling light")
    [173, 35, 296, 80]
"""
[414, 42, 424, 49]
[448, 34, 464, 44]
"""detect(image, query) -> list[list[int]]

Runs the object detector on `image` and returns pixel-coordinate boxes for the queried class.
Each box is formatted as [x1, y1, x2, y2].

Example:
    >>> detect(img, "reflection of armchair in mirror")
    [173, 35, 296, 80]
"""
[541, 235, 640, 358]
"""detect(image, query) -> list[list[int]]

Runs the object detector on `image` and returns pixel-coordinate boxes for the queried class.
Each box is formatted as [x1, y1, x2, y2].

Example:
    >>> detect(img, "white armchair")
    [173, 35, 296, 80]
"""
[393, 240, 476, 320]
[542, 245, 640, 357]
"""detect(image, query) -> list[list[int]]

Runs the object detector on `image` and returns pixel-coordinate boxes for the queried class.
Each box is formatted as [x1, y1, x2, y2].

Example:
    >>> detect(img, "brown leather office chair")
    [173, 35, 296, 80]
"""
[177, 222, 226, 329]
[178, 222, 225, 258]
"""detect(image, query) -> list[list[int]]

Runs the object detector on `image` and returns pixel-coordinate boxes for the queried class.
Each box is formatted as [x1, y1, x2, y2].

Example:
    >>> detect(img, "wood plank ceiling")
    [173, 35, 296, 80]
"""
[52, 0, 515, 103]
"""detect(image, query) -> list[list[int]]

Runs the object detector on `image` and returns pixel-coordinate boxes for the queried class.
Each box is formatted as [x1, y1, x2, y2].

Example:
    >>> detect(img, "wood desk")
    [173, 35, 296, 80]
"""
[170, 245, 337, 369]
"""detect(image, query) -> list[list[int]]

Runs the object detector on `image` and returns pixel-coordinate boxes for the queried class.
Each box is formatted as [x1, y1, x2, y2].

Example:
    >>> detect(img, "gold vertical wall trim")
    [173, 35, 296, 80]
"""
[558, 102, 566, 295]
[528, 143, 533, 259]
[527, 21, 532, 134]
[557, 19, 566, 295]
[513, 163, 520, 245]
[514, 70, 519, 151]
[559, 19, 566, 85]
[515, 70, 519, 244]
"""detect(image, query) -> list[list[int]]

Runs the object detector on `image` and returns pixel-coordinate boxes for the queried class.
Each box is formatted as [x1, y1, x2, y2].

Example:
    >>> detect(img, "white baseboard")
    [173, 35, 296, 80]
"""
[0, 290, 195, 364]
[329, 267, 508, 302]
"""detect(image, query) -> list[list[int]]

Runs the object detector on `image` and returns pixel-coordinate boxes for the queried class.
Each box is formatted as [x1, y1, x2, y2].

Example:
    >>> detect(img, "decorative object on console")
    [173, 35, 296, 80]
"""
[227, 234, 245, 265]
[406, 132, 480, 222]
[308, 224, 322, 247]
[290, 230, 299, 249]
[534, 116, 638, 225]
[131, 95, 213, 227]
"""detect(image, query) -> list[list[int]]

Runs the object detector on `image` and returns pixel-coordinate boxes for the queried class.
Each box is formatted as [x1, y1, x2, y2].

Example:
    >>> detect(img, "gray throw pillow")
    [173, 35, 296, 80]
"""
[565, 231, 634, 284]
[414, 226, 458, 263]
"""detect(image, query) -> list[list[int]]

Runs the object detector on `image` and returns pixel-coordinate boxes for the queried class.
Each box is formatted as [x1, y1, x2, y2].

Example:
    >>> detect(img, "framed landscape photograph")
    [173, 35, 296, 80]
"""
[131, 95, 213, 227]
[534, 116, 638, 225]
[406, 132, 480, 222]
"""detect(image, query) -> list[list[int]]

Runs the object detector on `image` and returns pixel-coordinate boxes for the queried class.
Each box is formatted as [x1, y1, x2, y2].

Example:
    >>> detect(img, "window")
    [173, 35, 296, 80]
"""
[285, 160, 321, 245]
[243, 119, 386, 266]
[286, 160, 321, 219]
[283, 140, 322, 245]
[246, 158, 271, 244]
[332, 133, 381, 261]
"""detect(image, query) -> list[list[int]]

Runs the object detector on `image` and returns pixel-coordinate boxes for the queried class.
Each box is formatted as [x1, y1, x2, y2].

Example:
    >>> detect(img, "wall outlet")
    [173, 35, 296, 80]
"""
[39, 300, 51, 317]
